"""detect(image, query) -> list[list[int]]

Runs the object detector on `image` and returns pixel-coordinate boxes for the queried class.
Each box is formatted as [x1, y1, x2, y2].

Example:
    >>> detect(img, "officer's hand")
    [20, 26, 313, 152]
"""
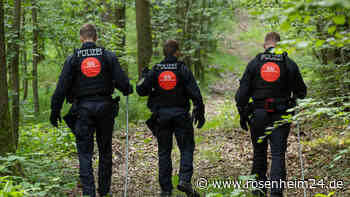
[196, 115, 205, 129]
[50, 110, 61, 128]
[240, 118, 248, 131]
[237, 105, 249, 131]
[141, 67, 150, 79]
[123, 84, 134, 96]
[290, 97, 297, 108]
[192, 106, 205, 129]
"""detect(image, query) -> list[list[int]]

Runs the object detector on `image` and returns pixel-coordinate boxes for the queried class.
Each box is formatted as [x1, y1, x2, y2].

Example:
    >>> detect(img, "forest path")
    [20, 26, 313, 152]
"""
[71, 11, 328, 197]
[204, 10, 340, 197]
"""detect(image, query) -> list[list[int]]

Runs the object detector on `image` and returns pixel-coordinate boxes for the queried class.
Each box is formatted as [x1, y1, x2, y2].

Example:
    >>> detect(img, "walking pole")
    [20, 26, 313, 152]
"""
[296, 119, 307, 197]
[124, 96, 129, 197]
[297, 4, 308, 196]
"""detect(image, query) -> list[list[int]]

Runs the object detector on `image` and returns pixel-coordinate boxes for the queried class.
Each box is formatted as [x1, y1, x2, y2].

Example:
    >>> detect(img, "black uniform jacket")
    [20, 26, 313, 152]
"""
[235, 48, 307, 107]
[136, 56, 204, 113]
[51, 42, 131, 112]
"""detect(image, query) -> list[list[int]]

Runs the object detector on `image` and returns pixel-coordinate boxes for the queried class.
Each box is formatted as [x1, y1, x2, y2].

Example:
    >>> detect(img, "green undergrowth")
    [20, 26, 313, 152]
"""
[202, 99, 240, 131]
[0, 124, 78, 196]
[304, 129, 350, 189]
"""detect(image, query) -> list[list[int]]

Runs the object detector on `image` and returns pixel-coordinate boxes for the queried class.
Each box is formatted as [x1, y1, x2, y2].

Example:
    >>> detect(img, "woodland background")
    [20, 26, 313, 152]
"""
[0, 0, 349, 196]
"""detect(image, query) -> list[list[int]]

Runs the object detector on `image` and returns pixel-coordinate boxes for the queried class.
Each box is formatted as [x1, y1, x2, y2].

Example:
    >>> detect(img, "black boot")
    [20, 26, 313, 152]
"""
[160, 190, 172, 197]
[177, 181, 200, 197]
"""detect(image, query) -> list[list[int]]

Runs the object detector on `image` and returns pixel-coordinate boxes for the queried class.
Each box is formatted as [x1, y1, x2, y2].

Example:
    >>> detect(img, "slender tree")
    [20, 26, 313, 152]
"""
[32, 0, 40, 115]
[194, 0, 207, 81]
[0, 0, 16, 154]
[176, 0, 194, 70]
[100, 0, 113, 22]
[8, 0, 21, 147]
[115, 0, 127, 73]
[21, 5, 28, 101]
[136, 0, 153, 79]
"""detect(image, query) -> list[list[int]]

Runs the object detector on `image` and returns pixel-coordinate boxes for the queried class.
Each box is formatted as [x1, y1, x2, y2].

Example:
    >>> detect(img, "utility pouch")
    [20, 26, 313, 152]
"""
[63, 103, 79, 134]
[112, 96, 121, 118]
[274, 98, 289, 111]
[264, 98, 275, 112]
[247, 102, 254, 116]
[146, 112, 160, 137]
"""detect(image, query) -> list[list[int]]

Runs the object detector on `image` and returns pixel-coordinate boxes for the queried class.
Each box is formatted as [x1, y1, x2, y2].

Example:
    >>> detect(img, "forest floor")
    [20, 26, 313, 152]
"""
[69, 11, 349, 197]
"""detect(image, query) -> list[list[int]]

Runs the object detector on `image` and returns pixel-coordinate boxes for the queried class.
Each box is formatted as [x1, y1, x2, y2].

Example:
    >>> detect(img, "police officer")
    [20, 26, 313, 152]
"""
[50, 24, 133, 197]
[137, 40, 205, 197]
[235, 32, 307, 197]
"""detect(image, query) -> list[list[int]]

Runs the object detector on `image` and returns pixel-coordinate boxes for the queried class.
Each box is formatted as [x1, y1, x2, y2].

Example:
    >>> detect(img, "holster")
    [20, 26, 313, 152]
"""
[63, 102, 78, 135]
[113, 96, 121, 117]
[146, 112, 160, 137]
[247, 102, 254, 116]
[238, 104, 253, 121]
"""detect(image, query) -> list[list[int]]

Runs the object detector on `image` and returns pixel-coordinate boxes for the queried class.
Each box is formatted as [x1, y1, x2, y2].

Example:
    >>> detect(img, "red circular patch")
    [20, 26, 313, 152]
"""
[81, 57, 101, 77]
[158, 71, 177, 90]
[260, 62, 280, 82]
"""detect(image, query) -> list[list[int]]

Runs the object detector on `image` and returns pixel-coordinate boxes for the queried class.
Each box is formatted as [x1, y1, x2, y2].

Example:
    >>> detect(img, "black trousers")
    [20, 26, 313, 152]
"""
[74, 99, 116, 197]
[156, 108, 195, 192]
[249, 109, 290, 195]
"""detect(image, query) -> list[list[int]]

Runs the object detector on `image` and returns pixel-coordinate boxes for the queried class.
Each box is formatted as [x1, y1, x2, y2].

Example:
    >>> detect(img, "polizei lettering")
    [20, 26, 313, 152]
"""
[156, 63, 178, 70]
[77, 48, 103, 57]
[260, 54, 284, 62]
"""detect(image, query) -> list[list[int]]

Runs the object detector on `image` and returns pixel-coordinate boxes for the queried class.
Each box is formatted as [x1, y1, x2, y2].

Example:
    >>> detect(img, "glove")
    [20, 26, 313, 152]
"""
[141, 67, 150, 79]
[240, 118, 249, 131]
[123, 84, 134, 96]
[237, 106, 249, 131]
[289, 97, 297, 108]
[50, 110, 61, 128]
[192, 105, 205, 129]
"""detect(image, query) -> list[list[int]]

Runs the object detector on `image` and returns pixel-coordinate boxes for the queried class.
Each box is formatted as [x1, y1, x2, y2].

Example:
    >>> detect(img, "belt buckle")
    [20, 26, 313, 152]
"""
[265, 98, 275, 112]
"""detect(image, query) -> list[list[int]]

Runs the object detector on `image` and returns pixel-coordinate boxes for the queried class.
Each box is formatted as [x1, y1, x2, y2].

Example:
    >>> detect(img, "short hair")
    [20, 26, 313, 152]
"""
[163, 40, 179, 57]
[264, 32, 281, 43]
[80, 24, 97, 40]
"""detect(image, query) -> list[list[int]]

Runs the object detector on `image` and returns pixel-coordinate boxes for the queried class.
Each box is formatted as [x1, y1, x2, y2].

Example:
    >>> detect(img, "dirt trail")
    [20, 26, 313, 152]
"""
[70, 11, 337, 197]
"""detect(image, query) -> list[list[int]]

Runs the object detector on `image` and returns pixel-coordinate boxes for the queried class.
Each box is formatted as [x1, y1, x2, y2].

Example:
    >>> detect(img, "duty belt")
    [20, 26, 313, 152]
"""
[253, 98, 290, 112]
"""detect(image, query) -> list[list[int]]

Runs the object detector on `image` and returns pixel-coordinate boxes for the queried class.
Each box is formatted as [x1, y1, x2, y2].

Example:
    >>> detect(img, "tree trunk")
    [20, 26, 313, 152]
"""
[21, 6, 28, 101]
[115, 0, 127, 73]
[176, 0, 193, 70]
[22, 45, 28, 101]
[8, 0, 21, 148]
[32, 0, 40, 116]
[100, 0, 113, 22]
[176, 0, 185, 42]
[136, 0, 153, 80]
[1, 1, 16, 155]
[0, 0, 15, 155]
[194, 0, 207, 82]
